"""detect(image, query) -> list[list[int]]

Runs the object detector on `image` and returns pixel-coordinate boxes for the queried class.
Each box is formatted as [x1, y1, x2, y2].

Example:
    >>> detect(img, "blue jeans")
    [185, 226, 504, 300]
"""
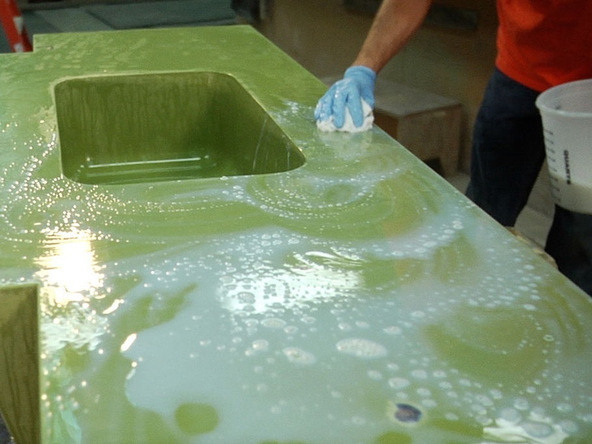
[467, 68, 592, 296]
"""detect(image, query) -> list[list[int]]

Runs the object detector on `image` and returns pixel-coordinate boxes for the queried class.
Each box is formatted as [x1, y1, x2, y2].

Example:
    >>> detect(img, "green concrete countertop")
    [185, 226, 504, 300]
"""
[1, 26, 591, 444]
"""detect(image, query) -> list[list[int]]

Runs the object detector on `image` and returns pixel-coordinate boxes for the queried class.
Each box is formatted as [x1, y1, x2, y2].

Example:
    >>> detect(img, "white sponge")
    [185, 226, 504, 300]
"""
[317, 100, 374, 133]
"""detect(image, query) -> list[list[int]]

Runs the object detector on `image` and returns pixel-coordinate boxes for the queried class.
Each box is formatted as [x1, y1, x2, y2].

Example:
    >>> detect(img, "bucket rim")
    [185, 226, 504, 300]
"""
[536, 78, 592, 118]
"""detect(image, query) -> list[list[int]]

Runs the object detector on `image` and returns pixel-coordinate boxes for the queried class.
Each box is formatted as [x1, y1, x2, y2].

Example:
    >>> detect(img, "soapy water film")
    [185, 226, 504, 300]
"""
[0, 104, 591, 442]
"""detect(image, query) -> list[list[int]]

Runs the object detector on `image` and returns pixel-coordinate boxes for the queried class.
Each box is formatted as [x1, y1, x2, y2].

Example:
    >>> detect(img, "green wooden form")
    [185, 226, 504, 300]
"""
[0, 26, 591, 443]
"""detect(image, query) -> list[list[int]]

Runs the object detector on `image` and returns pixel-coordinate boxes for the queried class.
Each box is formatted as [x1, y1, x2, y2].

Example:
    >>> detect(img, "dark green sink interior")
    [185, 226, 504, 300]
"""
[54, 72, 305, 185]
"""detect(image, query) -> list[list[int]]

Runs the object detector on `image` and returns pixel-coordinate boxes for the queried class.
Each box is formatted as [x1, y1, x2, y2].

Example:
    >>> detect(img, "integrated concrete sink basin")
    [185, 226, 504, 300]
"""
[55, 72, 304, 185]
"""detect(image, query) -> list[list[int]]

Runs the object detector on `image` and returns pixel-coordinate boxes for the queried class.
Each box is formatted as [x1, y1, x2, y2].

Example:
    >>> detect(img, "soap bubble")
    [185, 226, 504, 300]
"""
[394, 403, 422, 423]
[336, 338, 387, 359]
[282, 347, 316, 365]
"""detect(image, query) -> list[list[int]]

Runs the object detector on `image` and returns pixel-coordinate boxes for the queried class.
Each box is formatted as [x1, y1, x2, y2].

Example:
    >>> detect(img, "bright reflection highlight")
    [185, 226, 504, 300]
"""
[120, 333, 137, 352]
[219, 249, 363, 314]
[35, 227, 104, 306]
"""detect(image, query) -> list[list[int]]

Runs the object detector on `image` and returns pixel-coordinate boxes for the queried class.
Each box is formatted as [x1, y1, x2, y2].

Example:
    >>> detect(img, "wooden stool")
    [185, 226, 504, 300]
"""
[322, 77, 462, 177]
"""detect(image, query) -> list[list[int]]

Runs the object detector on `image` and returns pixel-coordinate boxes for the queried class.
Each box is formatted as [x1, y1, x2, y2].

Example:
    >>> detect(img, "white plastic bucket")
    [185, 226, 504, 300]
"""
[536, 79, 592, 214]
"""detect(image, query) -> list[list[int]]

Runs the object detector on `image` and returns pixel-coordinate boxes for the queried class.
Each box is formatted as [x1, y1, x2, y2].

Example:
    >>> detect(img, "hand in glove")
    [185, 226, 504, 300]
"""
[314, 66, 376, 129]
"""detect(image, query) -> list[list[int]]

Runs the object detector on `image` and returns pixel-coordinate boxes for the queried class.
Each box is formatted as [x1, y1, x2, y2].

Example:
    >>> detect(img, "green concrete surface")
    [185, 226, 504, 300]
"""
[0, 26, 591, 443]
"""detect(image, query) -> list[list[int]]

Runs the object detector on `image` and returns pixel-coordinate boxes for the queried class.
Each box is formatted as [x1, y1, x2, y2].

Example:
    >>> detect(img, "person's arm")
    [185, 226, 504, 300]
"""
[315, 0, 433, 130]
[353, 0, 433, 73]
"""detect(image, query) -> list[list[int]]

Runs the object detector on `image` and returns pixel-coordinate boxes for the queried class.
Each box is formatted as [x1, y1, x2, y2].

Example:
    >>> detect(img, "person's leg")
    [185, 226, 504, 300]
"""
[468, 69, 592, 296]
[545, 206, 592, 296]
[466, 68, 546, 226]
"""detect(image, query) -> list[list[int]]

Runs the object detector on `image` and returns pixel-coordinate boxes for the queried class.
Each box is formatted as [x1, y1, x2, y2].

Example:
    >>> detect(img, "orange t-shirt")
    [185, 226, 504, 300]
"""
[496, 0, 592, 92]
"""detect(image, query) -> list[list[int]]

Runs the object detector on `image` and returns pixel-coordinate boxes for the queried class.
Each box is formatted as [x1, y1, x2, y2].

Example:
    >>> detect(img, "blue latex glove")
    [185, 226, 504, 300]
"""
[315, 66, 376, 129]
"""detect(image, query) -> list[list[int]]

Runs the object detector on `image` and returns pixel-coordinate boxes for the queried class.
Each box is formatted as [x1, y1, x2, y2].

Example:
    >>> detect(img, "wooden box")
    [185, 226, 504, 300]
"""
[322, 77, 462, 176]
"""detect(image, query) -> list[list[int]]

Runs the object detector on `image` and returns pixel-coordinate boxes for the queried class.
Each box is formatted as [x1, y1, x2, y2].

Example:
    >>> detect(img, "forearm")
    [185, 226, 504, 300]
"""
[352, 0, 433, 73]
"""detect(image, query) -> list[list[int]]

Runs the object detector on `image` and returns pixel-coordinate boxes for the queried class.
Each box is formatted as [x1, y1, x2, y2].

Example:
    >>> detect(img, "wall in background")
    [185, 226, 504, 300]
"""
[256, 0, 498, 172]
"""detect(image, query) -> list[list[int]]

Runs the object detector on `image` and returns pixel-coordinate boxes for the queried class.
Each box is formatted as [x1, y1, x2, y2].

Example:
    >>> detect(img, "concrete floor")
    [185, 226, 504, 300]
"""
[448, 171, 554, 248]
[0, 2, 555, 441]
[0, 0, 239, 53]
